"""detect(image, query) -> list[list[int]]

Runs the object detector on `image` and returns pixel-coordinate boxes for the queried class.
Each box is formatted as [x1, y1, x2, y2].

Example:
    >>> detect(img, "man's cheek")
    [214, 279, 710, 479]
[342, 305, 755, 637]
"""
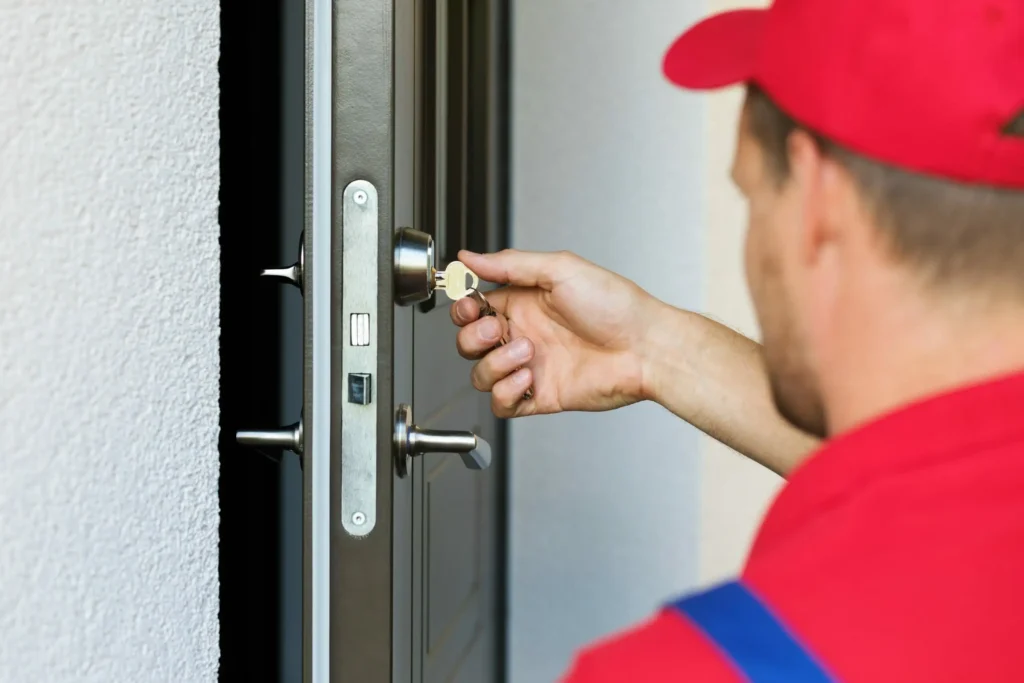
[744, 220, 769, 302]
[743, 219, 758, 296]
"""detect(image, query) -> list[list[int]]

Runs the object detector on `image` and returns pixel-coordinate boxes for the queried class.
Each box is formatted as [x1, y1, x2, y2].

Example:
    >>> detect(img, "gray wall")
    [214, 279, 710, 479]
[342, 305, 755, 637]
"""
[0, 2, 221, 681]
[509, 1, 710, 680]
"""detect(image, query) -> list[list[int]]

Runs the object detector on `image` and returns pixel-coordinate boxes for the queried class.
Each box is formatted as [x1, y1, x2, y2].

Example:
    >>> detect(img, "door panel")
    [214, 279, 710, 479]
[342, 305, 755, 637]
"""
[414, 313, 481, 417]
[410, 0, 507, 680]
[415, 393, 500, 683]
[234, 0, 509, 680]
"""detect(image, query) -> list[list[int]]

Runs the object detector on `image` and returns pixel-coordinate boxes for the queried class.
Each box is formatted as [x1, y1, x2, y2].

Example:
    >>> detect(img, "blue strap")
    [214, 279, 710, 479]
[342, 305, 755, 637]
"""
[670, 581, 837, 683]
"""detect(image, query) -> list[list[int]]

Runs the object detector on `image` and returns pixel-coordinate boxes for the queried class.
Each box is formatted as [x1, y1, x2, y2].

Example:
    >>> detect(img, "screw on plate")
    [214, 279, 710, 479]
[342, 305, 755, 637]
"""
[353, 190, 368, 205]
[352, 511, 366, 526]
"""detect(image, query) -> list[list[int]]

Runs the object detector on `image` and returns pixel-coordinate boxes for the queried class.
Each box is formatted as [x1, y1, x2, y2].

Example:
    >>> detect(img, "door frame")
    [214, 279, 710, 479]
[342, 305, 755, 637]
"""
[304, 0, 399, 679]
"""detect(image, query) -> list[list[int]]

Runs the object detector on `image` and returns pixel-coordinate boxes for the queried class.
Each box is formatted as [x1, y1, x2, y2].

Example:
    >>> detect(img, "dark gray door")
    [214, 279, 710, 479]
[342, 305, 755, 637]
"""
[401, 0, 508, 681]
[287, 0, 506, 680]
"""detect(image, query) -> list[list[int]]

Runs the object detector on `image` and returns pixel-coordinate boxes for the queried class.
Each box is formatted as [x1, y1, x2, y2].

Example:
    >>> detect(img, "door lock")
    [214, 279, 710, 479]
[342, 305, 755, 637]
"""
[393, 404, 491, 477]
[393, 227, 434, 306]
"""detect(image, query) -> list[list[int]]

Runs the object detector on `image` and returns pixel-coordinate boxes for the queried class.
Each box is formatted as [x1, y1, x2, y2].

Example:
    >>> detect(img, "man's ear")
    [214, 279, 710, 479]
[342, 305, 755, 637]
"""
[785, 129, 832, 266]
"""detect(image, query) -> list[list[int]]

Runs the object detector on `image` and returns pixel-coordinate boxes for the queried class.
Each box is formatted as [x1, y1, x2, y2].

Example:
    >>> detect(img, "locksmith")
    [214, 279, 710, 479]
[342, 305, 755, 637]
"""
[450, 0, 1024, 680]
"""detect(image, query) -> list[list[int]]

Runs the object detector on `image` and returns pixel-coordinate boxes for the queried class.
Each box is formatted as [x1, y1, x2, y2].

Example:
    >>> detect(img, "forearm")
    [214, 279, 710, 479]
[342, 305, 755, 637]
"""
[639, 302, 820, 477]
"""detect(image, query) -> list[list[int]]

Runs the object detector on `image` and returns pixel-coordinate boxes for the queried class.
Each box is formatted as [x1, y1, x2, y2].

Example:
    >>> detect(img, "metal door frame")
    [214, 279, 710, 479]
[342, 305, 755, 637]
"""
[303, 0, 332, 678]
[305, 0, 398, 680]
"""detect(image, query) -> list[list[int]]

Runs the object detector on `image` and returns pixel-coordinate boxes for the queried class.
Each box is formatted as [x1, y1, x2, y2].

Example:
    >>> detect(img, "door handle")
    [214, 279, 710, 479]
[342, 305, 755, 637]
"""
[393, 404, 491, 478]
[237, 420, 303, 459]
[235, 231, 305, 463]
[259, 231, 304, 290]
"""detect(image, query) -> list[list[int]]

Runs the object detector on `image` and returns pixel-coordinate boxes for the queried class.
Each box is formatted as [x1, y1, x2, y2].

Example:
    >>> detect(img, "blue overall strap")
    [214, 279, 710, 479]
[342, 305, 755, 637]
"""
[670, 580, 837, 683]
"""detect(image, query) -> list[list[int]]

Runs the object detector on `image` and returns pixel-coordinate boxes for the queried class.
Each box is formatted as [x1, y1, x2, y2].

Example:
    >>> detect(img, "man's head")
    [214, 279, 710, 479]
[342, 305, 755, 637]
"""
[734, 86, 1024, 435]
[664, 0, 1024, 436]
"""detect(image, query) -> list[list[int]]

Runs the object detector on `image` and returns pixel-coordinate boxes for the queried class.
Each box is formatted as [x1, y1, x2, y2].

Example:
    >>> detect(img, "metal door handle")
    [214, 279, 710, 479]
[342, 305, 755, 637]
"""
[260, 231, 305, 290]
[237, 420, 303, 456]
[393, 404, 491, 477]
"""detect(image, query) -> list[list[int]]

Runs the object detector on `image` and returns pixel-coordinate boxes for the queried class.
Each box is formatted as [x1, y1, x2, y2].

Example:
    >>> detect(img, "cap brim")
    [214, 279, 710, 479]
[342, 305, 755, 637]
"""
[663, 9, 766, 90]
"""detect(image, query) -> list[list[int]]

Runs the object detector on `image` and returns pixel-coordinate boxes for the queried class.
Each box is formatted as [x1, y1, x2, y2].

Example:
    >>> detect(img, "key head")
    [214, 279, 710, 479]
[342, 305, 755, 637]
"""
[440, 261, 479, 301]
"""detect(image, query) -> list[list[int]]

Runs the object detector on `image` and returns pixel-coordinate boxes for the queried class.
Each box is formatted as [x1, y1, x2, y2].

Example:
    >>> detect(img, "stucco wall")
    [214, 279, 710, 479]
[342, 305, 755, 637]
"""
[0, 2, 221, 681]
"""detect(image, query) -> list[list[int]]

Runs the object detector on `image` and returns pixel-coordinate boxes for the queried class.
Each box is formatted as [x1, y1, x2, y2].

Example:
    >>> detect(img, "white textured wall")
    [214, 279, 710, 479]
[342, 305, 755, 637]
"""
[509, 2, 707, 681]
[0, 2, 221, 681]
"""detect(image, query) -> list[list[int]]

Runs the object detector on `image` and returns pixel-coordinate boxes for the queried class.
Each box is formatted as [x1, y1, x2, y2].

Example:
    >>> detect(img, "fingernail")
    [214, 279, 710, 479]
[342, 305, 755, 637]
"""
[479, 318, 501, 342]
[455, 299, 471, 323]
[512, 368, 530, 386]
[509, 338, 531, 361]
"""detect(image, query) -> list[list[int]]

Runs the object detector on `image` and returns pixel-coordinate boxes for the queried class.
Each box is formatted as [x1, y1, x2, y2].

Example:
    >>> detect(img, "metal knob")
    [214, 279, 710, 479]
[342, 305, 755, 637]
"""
[261, 232, 305, 290]
[394, 227, 434, 306]
[393, 404, 491, 477]
[237, 420, 303, 456]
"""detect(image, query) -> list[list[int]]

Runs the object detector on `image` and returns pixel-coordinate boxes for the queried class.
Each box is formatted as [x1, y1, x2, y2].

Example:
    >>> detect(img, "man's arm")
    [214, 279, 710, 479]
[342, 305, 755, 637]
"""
[453, 249, 820, 477]
[641, 303, 820, 477]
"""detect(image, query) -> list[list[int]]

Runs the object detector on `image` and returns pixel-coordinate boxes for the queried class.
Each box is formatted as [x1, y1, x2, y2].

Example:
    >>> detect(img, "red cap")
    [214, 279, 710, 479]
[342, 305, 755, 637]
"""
[663, 0, 1024, 188]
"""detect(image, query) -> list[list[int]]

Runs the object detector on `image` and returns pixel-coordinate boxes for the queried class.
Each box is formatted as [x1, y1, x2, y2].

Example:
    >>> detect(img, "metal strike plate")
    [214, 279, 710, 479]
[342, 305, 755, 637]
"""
[340, 180, 379, 537]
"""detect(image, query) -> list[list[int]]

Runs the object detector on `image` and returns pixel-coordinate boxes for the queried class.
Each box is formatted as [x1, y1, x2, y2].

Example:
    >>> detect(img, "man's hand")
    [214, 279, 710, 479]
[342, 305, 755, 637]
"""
[451, 249, 664, 418]
[451, 248, 821, 477]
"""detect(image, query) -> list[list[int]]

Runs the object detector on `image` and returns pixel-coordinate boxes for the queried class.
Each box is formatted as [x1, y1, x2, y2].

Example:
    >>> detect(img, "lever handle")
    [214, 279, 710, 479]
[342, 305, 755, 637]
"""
[393, 404, 491, 477]
[260, 232, 305, 290]
[260, 264, 302, 288]
[237, 420, 303, 455]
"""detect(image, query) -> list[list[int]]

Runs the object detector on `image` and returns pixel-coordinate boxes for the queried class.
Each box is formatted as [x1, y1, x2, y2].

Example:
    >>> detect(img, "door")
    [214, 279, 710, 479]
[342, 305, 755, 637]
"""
[401, 0, 508, 680]
[237, 0, 509, 680]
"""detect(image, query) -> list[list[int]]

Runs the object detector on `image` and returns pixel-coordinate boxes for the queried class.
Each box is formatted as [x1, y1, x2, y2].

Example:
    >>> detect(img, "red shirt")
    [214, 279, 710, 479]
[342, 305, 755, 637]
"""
[562, 371, 1024, 682]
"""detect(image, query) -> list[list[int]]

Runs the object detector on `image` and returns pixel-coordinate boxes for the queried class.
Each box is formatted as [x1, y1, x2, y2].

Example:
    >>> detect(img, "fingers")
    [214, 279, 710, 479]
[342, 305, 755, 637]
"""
[449, 289, 511, 326]
[469, 337, 534, 391]
[456, 315, 510, 359]
[490, 368, 534, 418]
[458, 248, 576, 289]
[450, 297, 480, 326]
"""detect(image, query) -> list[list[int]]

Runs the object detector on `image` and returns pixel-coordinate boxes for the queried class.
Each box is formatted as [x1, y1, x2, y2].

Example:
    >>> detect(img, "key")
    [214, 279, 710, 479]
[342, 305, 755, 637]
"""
[434, 261, 480, 301]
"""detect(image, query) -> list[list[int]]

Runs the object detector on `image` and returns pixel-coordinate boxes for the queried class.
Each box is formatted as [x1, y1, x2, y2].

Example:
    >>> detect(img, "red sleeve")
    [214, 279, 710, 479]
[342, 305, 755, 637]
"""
[559, 611, 743, 683]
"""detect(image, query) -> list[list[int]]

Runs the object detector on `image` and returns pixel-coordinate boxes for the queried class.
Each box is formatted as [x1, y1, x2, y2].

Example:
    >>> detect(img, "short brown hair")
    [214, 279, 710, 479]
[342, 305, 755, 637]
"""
[745, 84, 1024, 295]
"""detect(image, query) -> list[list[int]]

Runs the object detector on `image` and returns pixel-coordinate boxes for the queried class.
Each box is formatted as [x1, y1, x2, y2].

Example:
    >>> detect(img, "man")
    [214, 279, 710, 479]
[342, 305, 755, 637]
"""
[451, 0, 1024, 680]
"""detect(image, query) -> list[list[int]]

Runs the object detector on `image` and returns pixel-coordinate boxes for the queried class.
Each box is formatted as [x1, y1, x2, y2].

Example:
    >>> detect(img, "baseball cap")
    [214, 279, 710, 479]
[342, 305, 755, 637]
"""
[663, 0, 1024, 189]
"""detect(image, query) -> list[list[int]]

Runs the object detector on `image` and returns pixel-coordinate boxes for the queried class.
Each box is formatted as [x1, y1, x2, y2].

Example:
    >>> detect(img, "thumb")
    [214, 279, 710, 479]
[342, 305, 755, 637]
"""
[458, 249, 565, 290]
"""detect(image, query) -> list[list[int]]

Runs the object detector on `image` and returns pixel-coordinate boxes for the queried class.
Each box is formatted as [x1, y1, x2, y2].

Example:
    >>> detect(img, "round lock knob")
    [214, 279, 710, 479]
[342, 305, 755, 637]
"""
[394, 228, 435, 306]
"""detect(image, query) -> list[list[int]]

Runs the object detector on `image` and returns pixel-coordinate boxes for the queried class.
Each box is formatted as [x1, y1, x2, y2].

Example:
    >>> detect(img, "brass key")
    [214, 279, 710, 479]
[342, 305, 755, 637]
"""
[434, 261, 479, 301]
[436, 261, 534, 401]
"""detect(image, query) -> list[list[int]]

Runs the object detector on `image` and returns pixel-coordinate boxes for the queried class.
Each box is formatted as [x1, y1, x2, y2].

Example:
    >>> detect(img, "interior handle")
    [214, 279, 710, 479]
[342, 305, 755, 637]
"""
[393, 403, 491, 477]
[260, 232, 304, 290]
